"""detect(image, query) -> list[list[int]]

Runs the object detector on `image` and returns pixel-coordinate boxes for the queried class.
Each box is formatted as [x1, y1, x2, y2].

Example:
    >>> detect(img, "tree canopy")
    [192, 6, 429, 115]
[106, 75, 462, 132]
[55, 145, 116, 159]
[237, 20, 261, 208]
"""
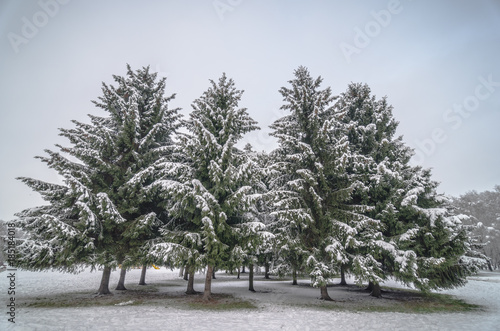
[13, 65, 181, 294]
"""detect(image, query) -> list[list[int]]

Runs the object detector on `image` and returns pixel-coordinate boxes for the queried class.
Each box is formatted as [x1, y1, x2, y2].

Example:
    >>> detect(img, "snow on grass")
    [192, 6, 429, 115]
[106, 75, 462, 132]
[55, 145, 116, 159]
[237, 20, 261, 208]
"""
[1, 268, 499, 330]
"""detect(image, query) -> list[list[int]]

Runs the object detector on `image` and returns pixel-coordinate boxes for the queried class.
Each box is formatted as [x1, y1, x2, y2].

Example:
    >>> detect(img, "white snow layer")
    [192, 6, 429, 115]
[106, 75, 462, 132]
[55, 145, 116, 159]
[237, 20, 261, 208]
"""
[0, 268, 499, 331]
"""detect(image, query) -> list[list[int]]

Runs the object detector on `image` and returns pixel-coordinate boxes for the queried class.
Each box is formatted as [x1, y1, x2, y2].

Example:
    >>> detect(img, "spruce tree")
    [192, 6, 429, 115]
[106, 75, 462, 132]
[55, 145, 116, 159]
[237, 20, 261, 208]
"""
[334, 83, 417, 295]
[267, 149, 308, 285]
[148, 73, 259, 300]
[335, 82, 486, 293]
[239, 145, 275, 284]
[268, 67, 376, 300]
[394, 167, 478, 290]
[13, 65, 181, 294]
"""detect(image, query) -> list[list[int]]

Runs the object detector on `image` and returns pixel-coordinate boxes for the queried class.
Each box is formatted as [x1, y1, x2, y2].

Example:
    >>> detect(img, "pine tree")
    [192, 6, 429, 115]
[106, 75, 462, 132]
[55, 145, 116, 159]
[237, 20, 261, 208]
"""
[334, 83, 417, 295]
[148, 73, 259, 300]
[335, 82, 486, 294]
[268, 67, 376, 300]
[234, 145, 275, 290]
[267, 149, 308, 285]
[396, 167, 483, 290]
[13, 65, 181, 294]
[233, 216, 273, 291]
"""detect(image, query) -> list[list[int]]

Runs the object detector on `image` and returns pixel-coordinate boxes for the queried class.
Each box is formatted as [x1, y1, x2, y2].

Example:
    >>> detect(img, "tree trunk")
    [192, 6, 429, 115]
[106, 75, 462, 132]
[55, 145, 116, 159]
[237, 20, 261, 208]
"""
[340, 264, 347, 285]
[320, 285, 333, 301]
[139, 265, 147, 285]
[203, 264, 214, 301]
[183, 266, 189, 280]
[115, 266, 127, 290]
[186, 265, 197, 294]
[264, 262, 270, 279]
[370, 282, 382, 298]
[237, 267, 240, 279]
[249, 264, 255, 292]
[178, 265, 184, 277]
[292, 268, 298, 285]
[97, 266, 112, 295]
[242, 265, 246, 273]
[366, 281, 374, 292]
[212, 267, 216, 279]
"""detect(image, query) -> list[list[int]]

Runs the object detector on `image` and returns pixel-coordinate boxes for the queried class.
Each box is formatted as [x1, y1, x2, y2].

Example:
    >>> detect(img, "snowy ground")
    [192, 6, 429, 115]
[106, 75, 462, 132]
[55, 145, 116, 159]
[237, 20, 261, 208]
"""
[1, 267, 499, 331]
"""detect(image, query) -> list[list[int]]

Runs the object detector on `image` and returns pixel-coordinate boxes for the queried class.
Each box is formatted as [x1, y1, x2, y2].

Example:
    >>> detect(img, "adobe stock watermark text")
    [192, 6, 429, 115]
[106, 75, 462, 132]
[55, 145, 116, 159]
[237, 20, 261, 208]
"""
[5, 223, 17, 324]
[7, 0, 71, 54]
[413, 74, 499, 165]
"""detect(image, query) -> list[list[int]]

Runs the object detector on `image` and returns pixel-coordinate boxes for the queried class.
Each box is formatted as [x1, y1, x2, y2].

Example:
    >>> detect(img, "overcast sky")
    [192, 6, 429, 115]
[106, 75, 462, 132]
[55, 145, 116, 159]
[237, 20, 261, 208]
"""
[1, 0, 499, 221]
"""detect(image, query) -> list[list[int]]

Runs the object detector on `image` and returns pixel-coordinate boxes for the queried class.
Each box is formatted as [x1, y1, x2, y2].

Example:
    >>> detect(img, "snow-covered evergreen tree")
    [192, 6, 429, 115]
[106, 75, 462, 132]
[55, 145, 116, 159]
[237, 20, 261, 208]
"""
[335, 82, 486, 294]
[268, 67, 377, 300]
[395, 167, 484, 290]
[251, 149, 276, 280]
[235, 145, 275, 289]
[13, 65, 181, 294]
[334, 83, 417, 295]
[148, 73, 259, 300]
[452, 186, 500, 270]
[267, 149, 308, 285]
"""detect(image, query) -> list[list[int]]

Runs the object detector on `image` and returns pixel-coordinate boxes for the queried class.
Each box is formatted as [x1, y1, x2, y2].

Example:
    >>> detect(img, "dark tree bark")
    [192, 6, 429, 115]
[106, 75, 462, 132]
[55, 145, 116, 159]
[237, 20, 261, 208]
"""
[203, 264, 214, 301]
[242, 266, 246, 273]
[340, 264, 347, 285]
[178, 265, 184, 277]
[97, 266, 112, 295]
[139, 265, 147, 285]
[370, 283, 382, 298]
[320, 285, 333, 301]
[264, 262, 270, 279]
[292, 268, 298, 285]
[249, 264, 255, 292]
[186, 265, 197, 294]
[237, 267, 240, 279]
[115, 267, 127, 290]
[366, 281, 374, 292]
[183, 266, 189, 280]
[212, 267, 216, 279]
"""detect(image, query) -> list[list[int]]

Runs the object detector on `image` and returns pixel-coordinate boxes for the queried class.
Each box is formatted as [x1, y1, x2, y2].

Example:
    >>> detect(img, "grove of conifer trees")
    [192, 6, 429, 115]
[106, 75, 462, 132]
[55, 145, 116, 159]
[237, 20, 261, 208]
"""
[10, 65, 487, 300]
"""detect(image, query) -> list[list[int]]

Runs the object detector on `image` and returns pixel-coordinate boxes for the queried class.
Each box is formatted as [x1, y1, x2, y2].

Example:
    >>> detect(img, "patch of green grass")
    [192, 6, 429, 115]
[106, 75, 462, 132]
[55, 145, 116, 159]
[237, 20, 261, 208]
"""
[20, 282, 482, 314]
[185, 294, 257, 311]
[123, 284, 159, 293]
[22, 285, 165, 308]
[187, 300, 257, 310]
[406, 292, 481, 313]
[21, 288, 258, 311]
[25, 297, 131, 308]
[311, 287, 482, 314]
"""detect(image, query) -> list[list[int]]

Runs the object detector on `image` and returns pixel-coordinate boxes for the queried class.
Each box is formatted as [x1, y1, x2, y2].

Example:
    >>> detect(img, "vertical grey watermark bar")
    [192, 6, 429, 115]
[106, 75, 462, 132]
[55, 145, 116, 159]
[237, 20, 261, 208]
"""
[5, 223, 17, 324]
